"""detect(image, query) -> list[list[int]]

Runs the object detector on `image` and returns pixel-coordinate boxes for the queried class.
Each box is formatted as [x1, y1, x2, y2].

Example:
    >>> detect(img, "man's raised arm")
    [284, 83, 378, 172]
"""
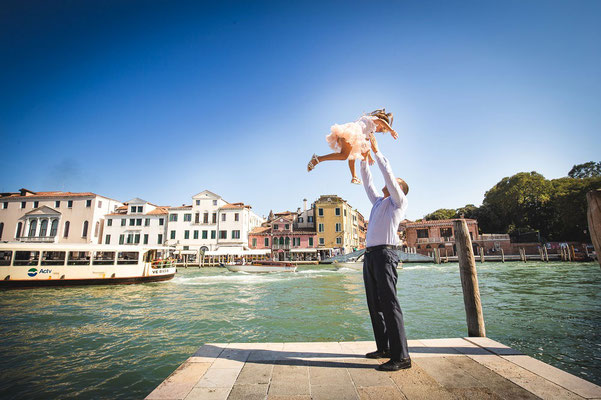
[369, 133, 407, 210]
[360, 157, 379, 205]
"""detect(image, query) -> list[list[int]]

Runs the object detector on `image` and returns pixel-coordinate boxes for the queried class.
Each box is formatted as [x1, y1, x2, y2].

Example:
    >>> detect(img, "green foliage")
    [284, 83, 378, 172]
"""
[420, 168, 601, 242]
[568, 161, 601, 178]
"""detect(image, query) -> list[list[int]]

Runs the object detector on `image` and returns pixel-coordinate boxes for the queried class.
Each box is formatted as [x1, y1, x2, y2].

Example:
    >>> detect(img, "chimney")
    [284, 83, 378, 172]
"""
[303, 198, 307, 213]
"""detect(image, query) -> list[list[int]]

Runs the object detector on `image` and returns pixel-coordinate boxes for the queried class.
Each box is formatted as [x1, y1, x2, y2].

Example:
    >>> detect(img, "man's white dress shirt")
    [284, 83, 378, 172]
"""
[361, 151, 408, 248]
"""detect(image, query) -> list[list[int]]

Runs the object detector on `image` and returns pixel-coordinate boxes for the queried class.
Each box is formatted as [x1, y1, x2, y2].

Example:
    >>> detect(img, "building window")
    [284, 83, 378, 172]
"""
[64, 221, 70, 237]
[318, 208, 324, 216]
[82, 221, 88, 238]
[202, 230, 208, 239]
[184, 230, 190, 239]
[274, 224, 279, 230]
[170, 231, 176, 240]
[336, 237, 342, 244]
[213, 200, 217, 206]
[159, 218, 164, 226]
[201, 212, 208, 223]
[105, 235, 111, 244]
[15, 222, 22, 238]
[194, 230, 199, 239]
[417, 229, 429, 239]
[234, 213, 239, 222]
[50, 220, 58, 236]
[319, 237, 325, 245]
[34, 201, 39, 208]
[212, 213, 217, 223]
[158, 234, 163, 244]
[183, 246, 189, 250]
[184, 214, 192, 222]
[308, 216, 314, 223]
[107, 219, 112, 227]
[98, 200, 103, 208]
[119, 234, 124, 245]
[68, 200, 73, 208]
[318, 223, 324, 232]
[94, 221, 100, 237]
[264, 237, 269, 247]
[335, 223, 341, 232]
[219, 230, 227, 239]
[211, 230, 216, 239]
[196, 200, 200, 205]
[1, 202, 7, 209]
[298, 217, 303, 223]
[54, 201, 60, 208]
[308, 237, 314, 247]
[143, 234, 148, 245]
[129, 219, 135, 226]
[285, 224, 289, 230]
[127, 234, 133, 244]
[131, 206, 137, 213]
[121, 219, 126, 226]
[134, 234, 140, 244]
[21, 201, 26, 209]
[232, 230, 240, 239]
[335, 208, 340, 216]
[145, 218, 150, 226]
[86, 200, 92, 207]
[169, 214, 178, 222]
[252, 238, 257, 247]
[136, 218, 142, 226]
[137, 206, 143, 213]
[440, 228, 452, 238]
[39, 220, 48, 236]
[195, 213, 200, 223]
[221, 214, 226, 222]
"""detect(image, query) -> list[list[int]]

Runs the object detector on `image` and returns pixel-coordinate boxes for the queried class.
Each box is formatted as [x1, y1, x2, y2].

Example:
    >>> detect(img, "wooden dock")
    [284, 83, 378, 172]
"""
[145, 338, 601, 399]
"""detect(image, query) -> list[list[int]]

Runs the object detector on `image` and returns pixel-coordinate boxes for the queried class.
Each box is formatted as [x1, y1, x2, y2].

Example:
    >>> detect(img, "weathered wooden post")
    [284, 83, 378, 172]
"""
[543, 246, 549, 262]
[501, 248, 505, 263]
[453, 219, 486, 337]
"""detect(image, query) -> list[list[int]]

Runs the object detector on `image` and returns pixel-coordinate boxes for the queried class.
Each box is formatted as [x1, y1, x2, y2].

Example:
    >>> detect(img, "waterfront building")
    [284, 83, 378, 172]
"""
[166, 190, 264, 253]
[314, 195, 361, 257]
[403, 218, 511, 256]
[248, 205, 317, 261]
[102, 198, 168, 246]
[0, 188, 122, 244]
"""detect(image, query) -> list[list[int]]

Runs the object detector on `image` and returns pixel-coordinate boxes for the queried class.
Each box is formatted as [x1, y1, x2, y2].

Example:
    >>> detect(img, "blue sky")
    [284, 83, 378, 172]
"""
[1, 0, 600, 220]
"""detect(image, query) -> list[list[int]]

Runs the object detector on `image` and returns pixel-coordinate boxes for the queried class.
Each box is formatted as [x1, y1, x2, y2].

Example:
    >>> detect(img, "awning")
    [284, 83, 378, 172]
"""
[205, 247, 270, 256]
[290, 248, 317, 253]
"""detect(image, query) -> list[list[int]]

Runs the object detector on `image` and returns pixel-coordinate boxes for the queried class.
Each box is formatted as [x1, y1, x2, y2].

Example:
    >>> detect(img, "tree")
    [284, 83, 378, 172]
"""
[424, 208, 456, 221]
[568, 161, 601, 178]
[455, 204, 478, 219]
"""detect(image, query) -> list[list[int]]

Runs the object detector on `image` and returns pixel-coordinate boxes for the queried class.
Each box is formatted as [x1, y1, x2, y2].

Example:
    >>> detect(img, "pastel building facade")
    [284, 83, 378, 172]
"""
[0, 188, 122, 244]
[102, 198, 168, 246]
[314, 195, 361, 257]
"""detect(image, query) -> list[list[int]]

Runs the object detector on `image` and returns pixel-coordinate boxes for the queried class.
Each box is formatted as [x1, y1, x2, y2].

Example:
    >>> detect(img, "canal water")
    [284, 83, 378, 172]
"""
[0, 262, 599, 399]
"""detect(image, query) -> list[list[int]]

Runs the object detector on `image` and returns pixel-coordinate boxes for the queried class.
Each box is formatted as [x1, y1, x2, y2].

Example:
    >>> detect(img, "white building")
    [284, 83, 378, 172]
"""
[0, 188, 122, 244]
[166, 190, 264, 252]
[296, 198, 316, 230]
[102, 198, 168, 246]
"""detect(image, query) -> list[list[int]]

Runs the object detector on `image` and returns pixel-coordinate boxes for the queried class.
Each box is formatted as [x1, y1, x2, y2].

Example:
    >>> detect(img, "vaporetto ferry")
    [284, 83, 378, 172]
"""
[0, 243, 176, 288]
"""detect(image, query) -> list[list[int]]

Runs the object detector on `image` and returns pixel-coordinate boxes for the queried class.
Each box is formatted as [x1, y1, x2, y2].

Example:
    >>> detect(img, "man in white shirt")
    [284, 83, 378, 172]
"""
[360, 132, 411, 371]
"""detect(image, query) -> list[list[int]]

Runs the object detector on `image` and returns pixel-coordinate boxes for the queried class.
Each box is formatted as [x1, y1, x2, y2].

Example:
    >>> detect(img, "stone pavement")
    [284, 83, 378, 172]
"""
[146, 338, 601, 400]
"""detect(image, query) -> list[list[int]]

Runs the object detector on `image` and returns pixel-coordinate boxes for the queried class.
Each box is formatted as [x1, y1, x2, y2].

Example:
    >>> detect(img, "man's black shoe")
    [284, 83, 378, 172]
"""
[376, 358, 412, 371]
[365, 350, 390, 359]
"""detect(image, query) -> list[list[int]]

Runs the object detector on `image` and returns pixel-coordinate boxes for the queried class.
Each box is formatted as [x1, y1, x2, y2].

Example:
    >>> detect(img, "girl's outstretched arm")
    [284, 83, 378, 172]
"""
[375, 118, 398, 139]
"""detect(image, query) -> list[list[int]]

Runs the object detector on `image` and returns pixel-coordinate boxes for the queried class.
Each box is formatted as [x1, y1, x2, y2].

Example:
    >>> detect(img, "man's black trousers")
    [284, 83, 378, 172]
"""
[363, 248, 409, 360]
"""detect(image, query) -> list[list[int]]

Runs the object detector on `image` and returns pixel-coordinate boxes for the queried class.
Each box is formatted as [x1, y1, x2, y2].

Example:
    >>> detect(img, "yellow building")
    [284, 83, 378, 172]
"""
[314, 195, 360, 256]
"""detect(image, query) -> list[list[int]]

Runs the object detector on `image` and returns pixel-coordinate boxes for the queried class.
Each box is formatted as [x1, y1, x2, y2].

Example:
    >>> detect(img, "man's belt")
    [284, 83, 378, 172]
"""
[365, 245, 400, 253]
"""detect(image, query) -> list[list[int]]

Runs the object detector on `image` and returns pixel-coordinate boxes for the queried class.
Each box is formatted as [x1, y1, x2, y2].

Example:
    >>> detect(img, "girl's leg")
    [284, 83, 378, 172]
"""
[348, 159, 357, 178]
[317, 139, 352, 162]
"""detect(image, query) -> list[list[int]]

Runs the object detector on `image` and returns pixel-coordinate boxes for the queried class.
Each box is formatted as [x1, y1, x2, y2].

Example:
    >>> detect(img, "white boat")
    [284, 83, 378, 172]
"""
[226, 261, 297, 273]
[0, 243, 176, 288]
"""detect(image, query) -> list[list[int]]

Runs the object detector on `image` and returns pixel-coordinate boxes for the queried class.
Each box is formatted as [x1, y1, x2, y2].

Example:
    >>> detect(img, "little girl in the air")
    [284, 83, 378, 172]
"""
[307, 109, 397, 184]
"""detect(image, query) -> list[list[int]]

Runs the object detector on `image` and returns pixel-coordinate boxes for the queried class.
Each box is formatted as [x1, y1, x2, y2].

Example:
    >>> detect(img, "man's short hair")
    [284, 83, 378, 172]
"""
[397, 178, 409, 195]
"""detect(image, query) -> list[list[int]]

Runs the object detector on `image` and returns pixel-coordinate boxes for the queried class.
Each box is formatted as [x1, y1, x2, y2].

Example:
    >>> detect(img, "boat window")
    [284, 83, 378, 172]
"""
[41, 251, 66, 266]
[144, 250, 155, 263]
[0, 251, 12, 266]
[14, 251, 40, 266]
[93, 251, 115, 265]
[68, 251, 91, 265]
[117, 252, 139, 265]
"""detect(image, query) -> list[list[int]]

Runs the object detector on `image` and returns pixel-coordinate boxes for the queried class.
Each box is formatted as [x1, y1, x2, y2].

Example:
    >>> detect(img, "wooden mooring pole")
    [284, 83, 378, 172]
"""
[453, 219, 486, 337]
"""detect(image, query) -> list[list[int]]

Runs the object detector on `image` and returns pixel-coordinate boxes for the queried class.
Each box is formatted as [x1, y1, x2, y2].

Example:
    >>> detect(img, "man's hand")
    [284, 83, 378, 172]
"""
[362, 150, 375, 165]
[369, 132, 379, 154]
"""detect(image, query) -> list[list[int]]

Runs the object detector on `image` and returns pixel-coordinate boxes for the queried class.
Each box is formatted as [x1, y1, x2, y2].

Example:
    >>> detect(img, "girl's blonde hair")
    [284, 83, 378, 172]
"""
[369, 108, 393, 126]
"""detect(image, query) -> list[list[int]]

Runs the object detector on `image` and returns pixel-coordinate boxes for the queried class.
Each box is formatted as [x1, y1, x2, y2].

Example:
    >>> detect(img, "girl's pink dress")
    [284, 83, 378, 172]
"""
[325, 116, 377, 160]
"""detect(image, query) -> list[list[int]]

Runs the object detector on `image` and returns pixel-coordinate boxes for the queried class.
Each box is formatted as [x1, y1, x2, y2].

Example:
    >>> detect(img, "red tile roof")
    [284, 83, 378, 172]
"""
[249, 226, 271, 235]
[221, 202, 251, 209]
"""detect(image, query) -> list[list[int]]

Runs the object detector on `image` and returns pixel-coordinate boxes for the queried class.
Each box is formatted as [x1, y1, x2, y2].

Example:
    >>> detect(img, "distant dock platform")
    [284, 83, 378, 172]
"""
[146, 338, 601, 399]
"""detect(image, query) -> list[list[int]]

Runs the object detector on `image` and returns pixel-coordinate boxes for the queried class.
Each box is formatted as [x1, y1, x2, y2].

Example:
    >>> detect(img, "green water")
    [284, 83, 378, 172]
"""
[0, 262, 599, 399]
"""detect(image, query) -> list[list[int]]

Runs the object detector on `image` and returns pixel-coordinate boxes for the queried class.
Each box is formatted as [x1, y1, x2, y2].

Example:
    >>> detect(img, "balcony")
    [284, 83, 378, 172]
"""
[416, 237, 454, 244]
[479, 234, 510, 241]
[272, 244, 290, 250]
[17, 236, 57, 243]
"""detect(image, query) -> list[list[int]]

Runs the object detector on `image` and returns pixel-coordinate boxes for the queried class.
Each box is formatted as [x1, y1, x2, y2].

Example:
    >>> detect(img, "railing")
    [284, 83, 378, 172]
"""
[272, 244, 291, 250]
[479, 234, 510, 241]
[17, 236, 57, 243]
[416, 237, 454, 244]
